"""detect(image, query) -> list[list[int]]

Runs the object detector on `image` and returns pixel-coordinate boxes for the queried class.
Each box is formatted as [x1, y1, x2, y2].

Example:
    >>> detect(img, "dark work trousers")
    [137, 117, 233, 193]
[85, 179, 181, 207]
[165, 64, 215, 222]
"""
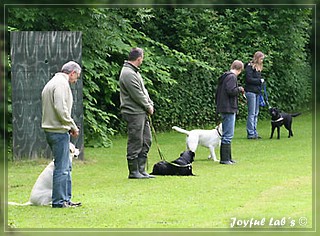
[122, 113, 152, 160]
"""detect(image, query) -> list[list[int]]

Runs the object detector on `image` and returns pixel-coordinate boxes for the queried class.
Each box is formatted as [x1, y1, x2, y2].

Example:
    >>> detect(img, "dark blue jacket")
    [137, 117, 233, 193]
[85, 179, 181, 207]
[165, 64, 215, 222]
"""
[244, 63, 263, 94]
[215, 72, 242, 114]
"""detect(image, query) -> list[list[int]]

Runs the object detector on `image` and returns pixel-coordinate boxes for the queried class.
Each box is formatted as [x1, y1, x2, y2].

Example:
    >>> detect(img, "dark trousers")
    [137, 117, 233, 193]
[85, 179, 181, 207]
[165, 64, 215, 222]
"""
[122, 113, 152, 160]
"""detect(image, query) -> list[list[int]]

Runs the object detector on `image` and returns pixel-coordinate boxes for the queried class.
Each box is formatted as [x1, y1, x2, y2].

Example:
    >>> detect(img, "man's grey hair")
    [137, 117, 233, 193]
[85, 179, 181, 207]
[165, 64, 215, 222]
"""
[128, 48, 143, 61]
[61, 61, 82, 74]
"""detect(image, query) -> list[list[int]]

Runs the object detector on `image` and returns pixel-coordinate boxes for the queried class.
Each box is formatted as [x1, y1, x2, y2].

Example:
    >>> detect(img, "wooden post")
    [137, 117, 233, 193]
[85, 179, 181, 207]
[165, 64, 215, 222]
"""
[10, 31, 84, 160]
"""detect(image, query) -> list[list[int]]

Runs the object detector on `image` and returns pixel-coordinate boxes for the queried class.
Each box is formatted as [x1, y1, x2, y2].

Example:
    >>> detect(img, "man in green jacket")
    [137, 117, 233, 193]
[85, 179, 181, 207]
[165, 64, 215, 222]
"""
[42, 61, 82, 207]
[119, 48, 155, 179]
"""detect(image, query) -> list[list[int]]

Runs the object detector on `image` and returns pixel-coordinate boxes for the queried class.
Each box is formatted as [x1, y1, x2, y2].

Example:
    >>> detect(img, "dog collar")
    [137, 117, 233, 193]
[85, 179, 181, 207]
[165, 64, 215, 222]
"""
[216, 126, 222, 137]
[271, 116, 284, 123]
[168, 162, 192, 168]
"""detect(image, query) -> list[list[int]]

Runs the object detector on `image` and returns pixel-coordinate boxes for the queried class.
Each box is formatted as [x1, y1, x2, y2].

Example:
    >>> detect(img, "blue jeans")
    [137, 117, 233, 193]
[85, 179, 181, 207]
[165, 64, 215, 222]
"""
[246, 92, 260, 138]
[221, 113, 236, 144]
[45, 132, 71, 206]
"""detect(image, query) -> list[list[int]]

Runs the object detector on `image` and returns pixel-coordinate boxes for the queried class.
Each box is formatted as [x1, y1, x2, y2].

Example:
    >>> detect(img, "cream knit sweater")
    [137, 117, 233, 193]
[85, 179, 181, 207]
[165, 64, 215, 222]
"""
[41, 72, 78, 133]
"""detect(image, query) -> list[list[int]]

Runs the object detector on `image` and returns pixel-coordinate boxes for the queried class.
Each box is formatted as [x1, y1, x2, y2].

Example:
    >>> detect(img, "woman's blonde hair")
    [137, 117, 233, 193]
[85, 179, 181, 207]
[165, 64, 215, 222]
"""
[251, 51, 264, 71]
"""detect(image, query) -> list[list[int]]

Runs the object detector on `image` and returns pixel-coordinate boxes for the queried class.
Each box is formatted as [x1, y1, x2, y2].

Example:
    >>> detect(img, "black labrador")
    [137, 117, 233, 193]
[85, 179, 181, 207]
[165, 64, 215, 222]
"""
[269, 107, 301, 139]
[150, 150, 195, 176]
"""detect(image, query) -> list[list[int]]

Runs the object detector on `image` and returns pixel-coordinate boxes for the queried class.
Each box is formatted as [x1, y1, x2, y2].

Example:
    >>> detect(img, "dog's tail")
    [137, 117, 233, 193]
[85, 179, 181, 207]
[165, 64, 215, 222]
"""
[291, 113, 302, 117]
[8, 201, 32, 206]
[172, 126, 190, 135]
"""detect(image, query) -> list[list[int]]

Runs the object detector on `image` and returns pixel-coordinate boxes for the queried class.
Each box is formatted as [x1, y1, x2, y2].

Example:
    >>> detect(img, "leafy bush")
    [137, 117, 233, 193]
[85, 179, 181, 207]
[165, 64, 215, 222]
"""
[7, 7, 313, 147]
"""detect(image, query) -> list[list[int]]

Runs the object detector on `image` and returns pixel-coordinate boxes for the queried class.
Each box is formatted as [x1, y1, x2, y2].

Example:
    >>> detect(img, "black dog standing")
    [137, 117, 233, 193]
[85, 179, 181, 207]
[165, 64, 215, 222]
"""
[269, 107, 301, 139]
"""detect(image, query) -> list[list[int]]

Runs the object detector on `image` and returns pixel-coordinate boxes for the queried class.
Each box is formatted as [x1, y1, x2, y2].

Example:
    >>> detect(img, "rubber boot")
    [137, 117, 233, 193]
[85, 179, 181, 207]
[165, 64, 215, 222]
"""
[127, 159, 149, 179]
[229, 144, 236, 164]
[219, 143, 233, 165]
[138, 156, 155, 178]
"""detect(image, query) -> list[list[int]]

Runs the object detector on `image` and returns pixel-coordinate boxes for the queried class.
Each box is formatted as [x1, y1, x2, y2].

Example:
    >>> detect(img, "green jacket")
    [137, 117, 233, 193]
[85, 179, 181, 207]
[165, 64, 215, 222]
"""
[119, 61, 153, 114]
[41, 72, 78, 133]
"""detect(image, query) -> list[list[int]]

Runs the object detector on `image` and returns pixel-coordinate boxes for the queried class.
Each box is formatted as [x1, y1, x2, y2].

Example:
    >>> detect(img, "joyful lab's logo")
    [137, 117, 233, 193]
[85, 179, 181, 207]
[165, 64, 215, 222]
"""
[230, 217, 308, 228]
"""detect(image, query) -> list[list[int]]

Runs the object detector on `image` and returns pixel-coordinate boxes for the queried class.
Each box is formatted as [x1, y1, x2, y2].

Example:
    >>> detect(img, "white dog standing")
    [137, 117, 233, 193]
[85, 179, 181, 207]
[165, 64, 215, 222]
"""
[8, 143, 79, 206]
[172, 124, 222, 161]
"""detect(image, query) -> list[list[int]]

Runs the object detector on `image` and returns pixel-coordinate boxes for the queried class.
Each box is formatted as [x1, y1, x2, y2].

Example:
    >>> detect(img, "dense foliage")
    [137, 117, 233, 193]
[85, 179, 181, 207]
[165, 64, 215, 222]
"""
[7, 7, 313, 147]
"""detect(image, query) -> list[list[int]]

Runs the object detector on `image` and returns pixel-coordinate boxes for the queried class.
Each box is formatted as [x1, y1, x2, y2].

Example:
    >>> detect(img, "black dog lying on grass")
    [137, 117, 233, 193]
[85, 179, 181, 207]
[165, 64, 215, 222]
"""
[150, 150, 195, 176]
[269, 107, 301, 139]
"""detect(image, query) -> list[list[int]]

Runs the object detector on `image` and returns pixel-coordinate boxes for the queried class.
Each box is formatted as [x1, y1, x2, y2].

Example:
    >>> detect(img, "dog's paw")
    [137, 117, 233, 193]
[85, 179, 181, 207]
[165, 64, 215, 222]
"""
[208, 155, 219, 162]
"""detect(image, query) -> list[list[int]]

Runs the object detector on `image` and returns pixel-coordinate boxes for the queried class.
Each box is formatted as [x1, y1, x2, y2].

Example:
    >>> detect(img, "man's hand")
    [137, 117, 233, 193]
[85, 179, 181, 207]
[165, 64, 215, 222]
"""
[148, 106, 154, 115]
[70, 129, 79, 138]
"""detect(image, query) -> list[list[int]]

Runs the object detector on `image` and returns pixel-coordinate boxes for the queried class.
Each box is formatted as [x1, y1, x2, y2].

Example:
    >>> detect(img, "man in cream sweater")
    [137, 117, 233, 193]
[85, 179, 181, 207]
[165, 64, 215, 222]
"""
[42, 61, 81, 208]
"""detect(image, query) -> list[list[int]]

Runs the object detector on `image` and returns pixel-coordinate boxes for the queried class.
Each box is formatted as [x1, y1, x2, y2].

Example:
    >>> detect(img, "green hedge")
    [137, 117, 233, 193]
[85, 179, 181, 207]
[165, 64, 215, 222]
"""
[8, 7, 313, 146]
[126, 8, 312, 129]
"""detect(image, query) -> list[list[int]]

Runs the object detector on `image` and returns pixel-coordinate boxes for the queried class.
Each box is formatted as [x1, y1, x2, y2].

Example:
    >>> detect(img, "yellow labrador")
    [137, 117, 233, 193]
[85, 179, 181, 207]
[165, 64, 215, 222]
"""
[172, 123, 222, 161]
[8, 143, 79, 206]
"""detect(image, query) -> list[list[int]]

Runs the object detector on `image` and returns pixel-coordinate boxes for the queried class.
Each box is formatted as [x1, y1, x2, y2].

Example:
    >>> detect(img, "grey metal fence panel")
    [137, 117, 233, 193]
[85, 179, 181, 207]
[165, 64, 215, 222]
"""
[10, 31, 84, 160]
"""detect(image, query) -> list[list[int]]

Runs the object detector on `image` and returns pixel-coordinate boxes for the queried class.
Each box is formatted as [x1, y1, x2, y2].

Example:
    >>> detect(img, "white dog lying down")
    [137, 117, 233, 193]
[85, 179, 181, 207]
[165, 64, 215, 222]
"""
[8, 143, 79, 206]
[172, 123, 222, 161]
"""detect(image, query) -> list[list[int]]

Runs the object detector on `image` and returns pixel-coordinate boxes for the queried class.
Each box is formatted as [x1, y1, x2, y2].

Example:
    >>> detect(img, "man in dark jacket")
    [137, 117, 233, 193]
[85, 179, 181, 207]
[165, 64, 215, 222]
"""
[119, 47, 155, 179]
[215, 60, 244, 164]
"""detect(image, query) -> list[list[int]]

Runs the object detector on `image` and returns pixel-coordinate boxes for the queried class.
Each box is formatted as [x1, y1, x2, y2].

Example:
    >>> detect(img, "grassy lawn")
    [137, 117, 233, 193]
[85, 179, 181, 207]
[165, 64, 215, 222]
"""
[6, 112, 313, 231]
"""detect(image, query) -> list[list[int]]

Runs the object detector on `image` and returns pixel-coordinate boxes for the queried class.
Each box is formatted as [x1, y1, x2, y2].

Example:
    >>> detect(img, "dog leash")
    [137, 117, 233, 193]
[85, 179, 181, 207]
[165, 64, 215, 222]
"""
[148, 115, 193, 168]
[262, 82, 270, 108]
[148, 115, 166, 161]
